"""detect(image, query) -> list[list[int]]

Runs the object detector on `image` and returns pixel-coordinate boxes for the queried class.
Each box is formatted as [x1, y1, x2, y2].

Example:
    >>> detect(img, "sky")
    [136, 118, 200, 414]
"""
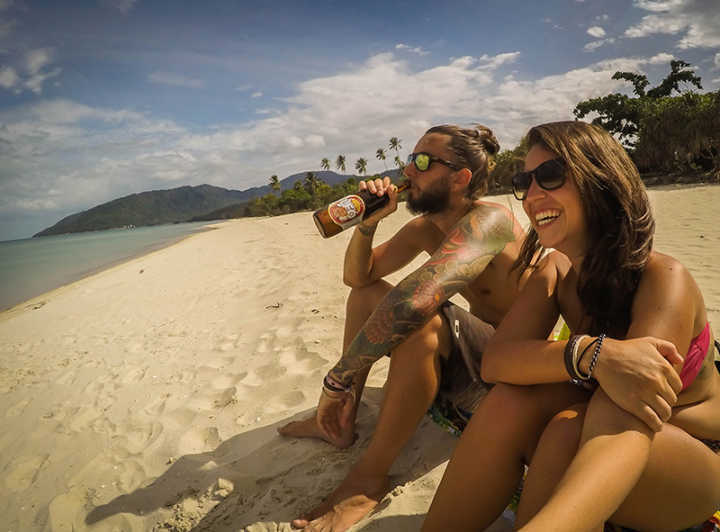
[1, 0, 719, 241]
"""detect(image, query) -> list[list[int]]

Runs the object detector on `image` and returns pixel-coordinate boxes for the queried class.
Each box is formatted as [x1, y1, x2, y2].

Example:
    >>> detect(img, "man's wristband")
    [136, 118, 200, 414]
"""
[323, 374, 351, 394]
[357, 223, 377, 237]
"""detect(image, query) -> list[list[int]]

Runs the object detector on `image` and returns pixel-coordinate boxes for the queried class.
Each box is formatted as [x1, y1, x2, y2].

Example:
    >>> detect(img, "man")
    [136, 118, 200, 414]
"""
[279, 124, 529, 531]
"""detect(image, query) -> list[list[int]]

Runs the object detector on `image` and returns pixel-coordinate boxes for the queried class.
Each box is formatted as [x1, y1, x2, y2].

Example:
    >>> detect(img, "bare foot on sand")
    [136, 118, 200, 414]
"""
[278, 412, 356, 448]
[291, 474, 390, 532]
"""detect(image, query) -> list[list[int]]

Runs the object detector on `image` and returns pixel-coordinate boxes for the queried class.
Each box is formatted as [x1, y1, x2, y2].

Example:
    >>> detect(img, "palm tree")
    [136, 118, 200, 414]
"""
[394, 155, 405, 172]
[336, 155, 346, 173]
[376, 148, 387, 170]
[320, 158, 330, 171]
[355, 157, 368, 176]
[389, 137, 402, 154]
[304, 171, 319, 195]
[269, 174, 280, 192]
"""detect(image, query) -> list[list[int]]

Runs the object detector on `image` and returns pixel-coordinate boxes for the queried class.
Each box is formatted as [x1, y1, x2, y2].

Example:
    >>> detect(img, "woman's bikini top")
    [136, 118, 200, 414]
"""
[680, 321, 711, 391]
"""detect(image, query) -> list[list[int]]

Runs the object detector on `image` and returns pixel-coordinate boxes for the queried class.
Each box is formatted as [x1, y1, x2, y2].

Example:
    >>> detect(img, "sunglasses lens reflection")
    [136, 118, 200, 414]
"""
[416, 153, 431, 171]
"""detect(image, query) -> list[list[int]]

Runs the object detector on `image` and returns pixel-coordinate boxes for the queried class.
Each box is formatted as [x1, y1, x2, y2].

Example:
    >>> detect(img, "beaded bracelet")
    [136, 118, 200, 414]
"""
[584, 333, 606, 380]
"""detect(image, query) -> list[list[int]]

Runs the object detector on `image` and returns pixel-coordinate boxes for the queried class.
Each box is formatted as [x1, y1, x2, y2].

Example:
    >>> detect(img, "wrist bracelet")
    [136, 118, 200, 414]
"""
[571, 334, 589, 381]
[323, 374, 351, 394]
[585, 333, 606, 380]
[357, 223, 377, 237]
[564, 335, 583, 383]
[577, 337, 599, 376]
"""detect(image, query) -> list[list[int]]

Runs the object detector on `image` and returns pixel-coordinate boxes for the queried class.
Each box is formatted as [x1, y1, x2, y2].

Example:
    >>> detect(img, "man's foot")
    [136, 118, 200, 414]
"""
[291, 474, 390, 531]
[278, 412, 356, 449]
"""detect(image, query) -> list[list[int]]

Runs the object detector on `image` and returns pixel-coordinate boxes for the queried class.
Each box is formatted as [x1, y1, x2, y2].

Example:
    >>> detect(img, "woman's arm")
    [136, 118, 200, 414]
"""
[481, 252, 568, 384]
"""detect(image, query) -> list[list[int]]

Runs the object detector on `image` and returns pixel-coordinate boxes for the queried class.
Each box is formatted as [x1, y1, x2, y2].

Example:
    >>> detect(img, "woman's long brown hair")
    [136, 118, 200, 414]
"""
[514, 121, 654, 337]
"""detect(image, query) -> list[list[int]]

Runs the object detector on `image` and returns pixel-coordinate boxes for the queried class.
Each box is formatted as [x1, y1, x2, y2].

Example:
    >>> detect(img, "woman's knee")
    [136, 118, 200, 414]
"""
[539, 404, 586, 452]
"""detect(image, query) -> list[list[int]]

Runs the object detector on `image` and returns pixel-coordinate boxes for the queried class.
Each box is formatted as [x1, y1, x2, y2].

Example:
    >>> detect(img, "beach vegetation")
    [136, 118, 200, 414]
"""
[574, 60, 719, 177]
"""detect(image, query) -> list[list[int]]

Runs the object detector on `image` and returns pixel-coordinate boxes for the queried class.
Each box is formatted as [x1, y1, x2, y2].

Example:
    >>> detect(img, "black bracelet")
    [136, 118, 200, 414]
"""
[564, 335, 583, 383]
[323, 374, 350, 394]
[586, 333, 606, 380]
[577, 337, 599, 377]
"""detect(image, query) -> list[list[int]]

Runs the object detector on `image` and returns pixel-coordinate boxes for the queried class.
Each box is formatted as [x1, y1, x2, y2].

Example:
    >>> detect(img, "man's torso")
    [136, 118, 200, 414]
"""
[410, 201, 528, 328]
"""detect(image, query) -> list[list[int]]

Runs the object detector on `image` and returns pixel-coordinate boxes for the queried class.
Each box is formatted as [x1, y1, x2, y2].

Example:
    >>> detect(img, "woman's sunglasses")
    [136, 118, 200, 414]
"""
[511, 158, 566, 200]
[407, 152, 462, 172]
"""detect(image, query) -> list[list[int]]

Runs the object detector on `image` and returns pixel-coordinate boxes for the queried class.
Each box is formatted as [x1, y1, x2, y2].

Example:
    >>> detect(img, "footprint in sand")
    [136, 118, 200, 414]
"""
[4, 454, 48, 492]
[5, 398, 30, 418]
[176, 426, 222, 454]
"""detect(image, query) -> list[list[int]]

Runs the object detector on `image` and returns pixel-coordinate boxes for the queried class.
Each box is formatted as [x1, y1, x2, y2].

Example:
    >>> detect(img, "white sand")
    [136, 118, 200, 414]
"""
[1, 185, 718, 532]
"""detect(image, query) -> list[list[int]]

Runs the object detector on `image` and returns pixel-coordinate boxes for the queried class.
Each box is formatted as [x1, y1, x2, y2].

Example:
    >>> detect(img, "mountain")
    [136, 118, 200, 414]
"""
[34, 169, 402, 237]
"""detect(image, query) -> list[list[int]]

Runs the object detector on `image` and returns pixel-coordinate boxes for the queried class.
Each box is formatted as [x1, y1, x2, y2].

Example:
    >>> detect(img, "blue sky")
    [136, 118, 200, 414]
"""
[1, 0, 719, 240]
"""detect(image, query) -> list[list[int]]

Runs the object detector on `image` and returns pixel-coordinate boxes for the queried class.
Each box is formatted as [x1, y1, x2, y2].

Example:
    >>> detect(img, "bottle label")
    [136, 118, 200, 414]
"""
[327, 195, 366, 229]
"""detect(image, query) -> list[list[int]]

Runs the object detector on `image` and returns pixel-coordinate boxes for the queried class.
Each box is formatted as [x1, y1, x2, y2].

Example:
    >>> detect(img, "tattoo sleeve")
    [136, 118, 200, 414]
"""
[329, 205, 516, 387]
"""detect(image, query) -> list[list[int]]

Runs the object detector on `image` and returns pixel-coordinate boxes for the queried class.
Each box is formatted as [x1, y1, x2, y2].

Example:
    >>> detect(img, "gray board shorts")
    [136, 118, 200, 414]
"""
[433, 301, 495, 432]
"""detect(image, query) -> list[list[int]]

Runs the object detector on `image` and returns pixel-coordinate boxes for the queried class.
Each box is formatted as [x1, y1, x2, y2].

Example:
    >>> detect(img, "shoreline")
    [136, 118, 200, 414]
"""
[0, 222, 221, 318]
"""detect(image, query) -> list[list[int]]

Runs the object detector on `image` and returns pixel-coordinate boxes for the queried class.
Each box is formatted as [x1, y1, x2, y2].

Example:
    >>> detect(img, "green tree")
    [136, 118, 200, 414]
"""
[355, 157, 368, 176]
[376, 148, 387, 170]
[304, 171, 320, 195]
[336, 155, 346, 172]
[320, 158, 330, 171]
[389, 137, 402, 154]
[574, 59, 718, 175]
[269, 174, 280, 192]
[574, 60, 703, 146]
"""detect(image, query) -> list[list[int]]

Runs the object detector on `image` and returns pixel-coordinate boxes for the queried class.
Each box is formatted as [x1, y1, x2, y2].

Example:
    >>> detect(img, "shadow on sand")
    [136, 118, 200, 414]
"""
[85, 386, 458, 531]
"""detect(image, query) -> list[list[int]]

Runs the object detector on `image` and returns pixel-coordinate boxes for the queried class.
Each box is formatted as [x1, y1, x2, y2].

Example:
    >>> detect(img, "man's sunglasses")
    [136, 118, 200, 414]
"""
[511, 158, 566, 200]
[407, 152, 462, 172]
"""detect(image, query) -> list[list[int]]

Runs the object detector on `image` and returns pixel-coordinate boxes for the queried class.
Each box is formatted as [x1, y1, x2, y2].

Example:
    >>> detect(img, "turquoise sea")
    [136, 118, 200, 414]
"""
[0, 222, 212, 311]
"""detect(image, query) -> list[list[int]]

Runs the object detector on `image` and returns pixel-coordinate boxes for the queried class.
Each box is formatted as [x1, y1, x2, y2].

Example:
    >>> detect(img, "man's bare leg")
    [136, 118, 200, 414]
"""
[291, 311, 450, 531]
[278, 280, 393, 447]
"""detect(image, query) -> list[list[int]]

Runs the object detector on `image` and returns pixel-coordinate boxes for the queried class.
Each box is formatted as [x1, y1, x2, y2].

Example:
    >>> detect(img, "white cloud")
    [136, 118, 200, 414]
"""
[251, 91, 263, 98]
[26, 48, 52, 74]
[0, 48, 61, 94]
[714, 52, 720, 69]
[648, 52, 675, 64]
[396, 43, 430, 56]
[625, 0, 720, 48]
[587, 26, 607, 38]
[148, 72, 205, 89]
[596, 14, 610, 21]
[234, 84, 253, 91]
[0, 66, 18, 89]
[477, 52, 520, 69]
[584, 38, 615, 52]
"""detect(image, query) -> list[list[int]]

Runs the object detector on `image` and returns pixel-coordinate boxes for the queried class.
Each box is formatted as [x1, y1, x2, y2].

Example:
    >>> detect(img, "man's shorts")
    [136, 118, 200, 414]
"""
[427, 301, 495, 436]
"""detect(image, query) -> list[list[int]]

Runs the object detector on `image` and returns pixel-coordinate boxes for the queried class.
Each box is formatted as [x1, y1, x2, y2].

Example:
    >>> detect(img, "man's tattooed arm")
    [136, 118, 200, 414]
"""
[329, 204, 516, 387]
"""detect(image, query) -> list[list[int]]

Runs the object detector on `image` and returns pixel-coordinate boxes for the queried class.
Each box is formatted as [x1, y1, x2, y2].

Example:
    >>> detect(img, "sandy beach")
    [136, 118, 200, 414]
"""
[1, 184, 718, 532]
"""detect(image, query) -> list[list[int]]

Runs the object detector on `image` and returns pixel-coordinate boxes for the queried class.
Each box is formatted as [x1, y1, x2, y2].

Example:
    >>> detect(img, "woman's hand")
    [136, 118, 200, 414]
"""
[593, 336, 683, 431]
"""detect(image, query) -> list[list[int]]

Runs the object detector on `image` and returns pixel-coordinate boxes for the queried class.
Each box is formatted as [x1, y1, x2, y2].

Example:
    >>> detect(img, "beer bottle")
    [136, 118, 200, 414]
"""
[313, 181, 409, 238]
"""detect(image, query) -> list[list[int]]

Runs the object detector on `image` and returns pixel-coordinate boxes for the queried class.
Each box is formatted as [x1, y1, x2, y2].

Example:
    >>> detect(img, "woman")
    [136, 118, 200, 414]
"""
[423, 121, 720, 531]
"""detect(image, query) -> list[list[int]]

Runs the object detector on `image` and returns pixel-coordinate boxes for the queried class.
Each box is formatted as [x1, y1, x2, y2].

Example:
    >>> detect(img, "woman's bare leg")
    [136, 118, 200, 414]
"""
[520, 389, 720, 531]
[515, 404, 586, 528]
[422, 383, 587, 532]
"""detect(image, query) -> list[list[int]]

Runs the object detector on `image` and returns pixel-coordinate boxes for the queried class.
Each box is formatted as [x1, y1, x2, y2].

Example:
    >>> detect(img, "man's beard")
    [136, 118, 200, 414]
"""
[406, 176, 452, 215]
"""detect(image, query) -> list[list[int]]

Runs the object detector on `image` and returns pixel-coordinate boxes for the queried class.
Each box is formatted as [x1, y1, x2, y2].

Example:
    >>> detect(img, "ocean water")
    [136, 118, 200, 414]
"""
[0, 222, 212, 311]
